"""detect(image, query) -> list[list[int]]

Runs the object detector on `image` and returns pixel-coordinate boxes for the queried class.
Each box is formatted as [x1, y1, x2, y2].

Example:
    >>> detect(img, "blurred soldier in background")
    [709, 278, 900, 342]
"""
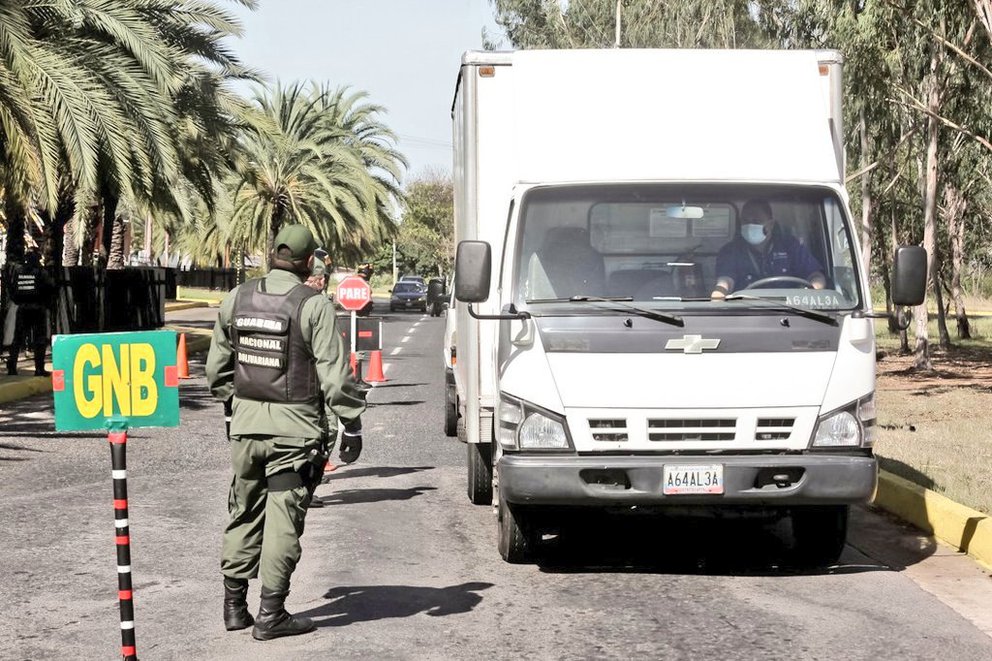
[5, 250, 54, 376]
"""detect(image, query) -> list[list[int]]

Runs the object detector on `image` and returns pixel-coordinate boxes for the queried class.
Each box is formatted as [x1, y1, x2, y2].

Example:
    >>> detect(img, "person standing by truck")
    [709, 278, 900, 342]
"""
[206, 224, 366, 640]
[4, 250, 54, 377]
[710, 199, 827, 299]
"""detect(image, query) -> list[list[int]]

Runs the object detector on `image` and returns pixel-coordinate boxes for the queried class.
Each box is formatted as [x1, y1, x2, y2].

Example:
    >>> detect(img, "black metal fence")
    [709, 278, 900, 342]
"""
[175, 268, 238, 291]
[53, 267, 170, 333]
[2, 266, 172, 336]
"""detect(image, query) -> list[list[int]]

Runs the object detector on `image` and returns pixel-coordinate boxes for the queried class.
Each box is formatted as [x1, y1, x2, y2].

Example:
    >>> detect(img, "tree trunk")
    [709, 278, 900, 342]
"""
[933, 264, 951, 349]
[76, 201, 102, 267]
[107, 204, 127, 270]
[913, 52, 942, 372]
[47, 191, 75, 269]
[267, 206, 287, 272]
[944, 185, 971, 339]
[4, 195, 27, 265]
[859, 110, 873, 277]
[63, 212, 80, 267]
[101, 192, 119, 269]
[890, 210, 910, 352]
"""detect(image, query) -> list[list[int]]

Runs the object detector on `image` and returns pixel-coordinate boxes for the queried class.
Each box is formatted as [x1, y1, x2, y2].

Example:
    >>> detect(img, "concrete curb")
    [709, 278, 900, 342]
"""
[874, 470, 992, 570]
[0, 374, 53, 405]
[165, 300, 210, 312]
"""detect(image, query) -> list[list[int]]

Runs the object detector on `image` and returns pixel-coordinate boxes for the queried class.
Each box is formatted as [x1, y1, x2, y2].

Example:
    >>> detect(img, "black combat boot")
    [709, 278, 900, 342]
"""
[33, 350, 49, 377]
[251, 586, 316, 640]
[223, 577, 254, 631]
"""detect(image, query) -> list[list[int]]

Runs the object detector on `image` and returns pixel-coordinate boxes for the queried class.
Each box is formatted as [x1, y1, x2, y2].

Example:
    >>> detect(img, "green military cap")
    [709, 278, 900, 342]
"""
[273, 224, 319, 261]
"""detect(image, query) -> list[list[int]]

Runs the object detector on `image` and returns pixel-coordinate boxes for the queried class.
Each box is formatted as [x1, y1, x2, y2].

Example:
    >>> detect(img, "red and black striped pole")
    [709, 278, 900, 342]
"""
[109, 429, 138, 661]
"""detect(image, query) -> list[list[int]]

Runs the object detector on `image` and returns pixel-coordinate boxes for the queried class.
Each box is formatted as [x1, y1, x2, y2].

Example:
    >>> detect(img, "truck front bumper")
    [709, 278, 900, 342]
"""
[498, 454, 876, 507]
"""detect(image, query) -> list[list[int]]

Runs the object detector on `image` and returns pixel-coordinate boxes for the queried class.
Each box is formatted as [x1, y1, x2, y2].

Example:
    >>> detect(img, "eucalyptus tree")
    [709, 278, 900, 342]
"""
[396, 171, 454, 277]
[491, 0, 768, 49]
[225, 82, 405, 267]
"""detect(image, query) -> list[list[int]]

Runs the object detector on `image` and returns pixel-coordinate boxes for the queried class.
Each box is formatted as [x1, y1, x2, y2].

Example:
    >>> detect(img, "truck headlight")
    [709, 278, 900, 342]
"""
[498, 394, 572, 451]
[813, 410, 860, 447]
[811, 393, 876, 448]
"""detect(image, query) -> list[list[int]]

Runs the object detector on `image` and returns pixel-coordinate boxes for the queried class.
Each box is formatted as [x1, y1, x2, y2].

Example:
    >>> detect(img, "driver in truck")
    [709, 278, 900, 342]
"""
[710, 199, 827, 299]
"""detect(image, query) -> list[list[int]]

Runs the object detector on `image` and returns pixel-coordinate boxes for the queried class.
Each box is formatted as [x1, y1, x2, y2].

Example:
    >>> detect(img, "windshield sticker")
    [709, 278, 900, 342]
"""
[648, 209, 688, 238]
[691, 211, 732, 237]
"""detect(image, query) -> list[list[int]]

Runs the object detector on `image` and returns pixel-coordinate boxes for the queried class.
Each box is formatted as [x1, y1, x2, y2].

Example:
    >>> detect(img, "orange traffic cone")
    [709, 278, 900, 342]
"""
[349, 352, 358, 378]
[365, 350, 387, 383]
[176, 333, 191, 379]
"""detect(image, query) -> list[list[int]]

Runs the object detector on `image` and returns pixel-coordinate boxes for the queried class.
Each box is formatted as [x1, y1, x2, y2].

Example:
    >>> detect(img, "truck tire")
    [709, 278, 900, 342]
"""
[444, 393, 458, 437]
[467, 442, 493, 505]
[791, 505, 848, 568]
[497, 487, 536, 563]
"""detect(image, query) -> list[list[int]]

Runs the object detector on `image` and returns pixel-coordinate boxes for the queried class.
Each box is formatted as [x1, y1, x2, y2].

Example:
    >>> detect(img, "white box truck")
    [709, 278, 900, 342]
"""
[449, 49, 925, 564]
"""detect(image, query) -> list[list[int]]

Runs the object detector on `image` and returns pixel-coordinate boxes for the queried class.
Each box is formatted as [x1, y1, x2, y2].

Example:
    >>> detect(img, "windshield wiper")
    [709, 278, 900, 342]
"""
[575, 295, 685, 327]
[722, 294, 837, 326]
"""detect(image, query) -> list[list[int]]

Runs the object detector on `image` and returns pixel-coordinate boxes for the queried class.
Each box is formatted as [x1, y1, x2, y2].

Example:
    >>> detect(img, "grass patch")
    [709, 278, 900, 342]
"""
[873, 300, 992, 514]
[177, 286, 227, 304]
[875, 388, 992, 515]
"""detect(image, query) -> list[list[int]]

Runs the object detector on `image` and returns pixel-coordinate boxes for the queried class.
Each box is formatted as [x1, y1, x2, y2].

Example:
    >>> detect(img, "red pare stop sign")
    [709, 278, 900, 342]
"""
[336, 275, 372, 311]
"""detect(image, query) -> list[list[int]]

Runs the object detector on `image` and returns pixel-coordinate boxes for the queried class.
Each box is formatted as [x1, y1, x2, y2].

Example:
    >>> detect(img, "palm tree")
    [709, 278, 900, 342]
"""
[225, 82, 406, 265]
[0, 0, 257, 266]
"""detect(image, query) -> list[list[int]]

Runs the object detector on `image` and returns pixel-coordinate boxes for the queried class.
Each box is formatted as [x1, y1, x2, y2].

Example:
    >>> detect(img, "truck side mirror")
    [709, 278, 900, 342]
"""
[455, 241, 492, 303]
[891, 246, 927, 307]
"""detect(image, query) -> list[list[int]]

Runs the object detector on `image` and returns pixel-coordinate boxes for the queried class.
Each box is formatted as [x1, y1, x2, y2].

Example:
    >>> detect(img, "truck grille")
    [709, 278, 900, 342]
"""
[588, 418, 628, 442]
[755, 417, 795, 440]
[647, 418, 736, 442]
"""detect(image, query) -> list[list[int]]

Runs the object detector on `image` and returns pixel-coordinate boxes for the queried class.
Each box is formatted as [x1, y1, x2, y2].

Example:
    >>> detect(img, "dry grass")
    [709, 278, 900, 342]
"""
[176, 286, 227, 303]
[873, 308, 992, 515]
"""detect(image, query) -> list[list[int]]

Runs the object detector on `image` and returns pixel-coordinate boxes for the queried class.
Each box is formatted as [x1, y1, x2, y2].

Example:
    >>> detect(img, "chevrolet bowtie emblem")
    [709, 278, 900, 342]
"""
[665, 335, 720, 354]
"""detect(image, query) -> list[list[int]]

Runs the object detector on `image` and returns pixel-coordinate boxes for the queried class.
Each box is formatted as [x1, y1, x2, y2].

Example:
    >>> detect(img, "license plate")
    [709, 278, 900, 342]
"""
[663, 464, 724, 495]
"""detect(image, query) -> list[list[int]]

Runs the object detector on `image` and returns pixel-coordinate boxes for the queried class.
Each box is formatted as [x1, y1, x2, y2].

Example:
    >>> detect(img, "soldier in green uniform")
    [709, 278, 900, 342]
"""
[206, 225, 366, 640]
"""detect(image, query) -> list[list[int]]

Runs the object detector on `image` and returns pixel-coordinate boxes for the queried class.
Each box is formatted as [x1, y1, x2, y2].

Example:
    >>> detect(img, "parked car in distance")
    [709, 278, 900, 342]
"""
[390, 281, 428, 312]
[398, 274, 426, 287]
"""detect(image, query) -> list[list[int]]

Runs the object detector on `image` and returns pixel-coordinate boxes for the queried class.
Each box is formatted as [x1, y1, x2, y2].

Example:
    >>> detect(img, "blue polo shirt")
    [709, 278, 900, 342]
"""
[715, 230, 823, 289]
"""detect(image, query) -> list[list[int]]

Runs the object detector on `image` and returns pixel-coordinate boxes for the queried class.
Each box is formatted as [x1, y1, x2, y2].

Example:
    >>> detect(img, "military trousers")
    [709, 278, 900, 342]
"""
[221, 435, 321, 592]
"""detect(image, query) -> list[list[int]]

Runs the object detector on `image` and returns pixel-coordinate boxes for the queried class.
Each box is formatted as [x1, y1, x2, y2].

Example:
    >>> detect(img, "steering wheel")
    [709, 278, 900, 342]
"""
[742, 276, 814, 290]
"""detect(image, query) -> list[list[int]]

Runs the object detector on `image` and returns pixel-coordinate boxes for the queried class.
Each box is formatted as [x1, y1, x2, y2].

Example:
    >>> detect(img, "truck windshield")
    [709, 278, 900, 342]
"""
[513, 183, 862, 313]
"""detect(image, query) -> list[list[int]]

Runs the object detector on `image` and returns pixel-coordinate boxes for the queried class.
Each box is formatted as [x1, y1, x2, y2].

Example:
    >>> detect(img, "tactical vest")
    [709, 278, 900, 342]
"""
[231, 278, 320, 403]
[9, 267, 42, 306]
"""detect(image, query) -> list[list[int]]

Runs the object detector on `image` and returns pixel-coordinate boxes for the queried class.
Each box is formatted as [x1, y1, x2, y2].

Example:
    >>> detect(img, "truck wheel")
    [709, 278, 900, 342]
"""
[497, 487, 536, 563]
[444, 390, 458, 437]
[791, 505, 848, 568]
[467, 442, 493, 505]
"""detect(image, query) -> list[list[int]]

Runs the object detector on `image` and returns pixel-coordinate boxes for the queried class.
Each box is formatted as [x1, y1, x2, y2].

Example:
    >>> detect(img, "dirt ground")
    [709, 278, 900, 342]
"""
[874, 341, 992, 515]
[877, 343, 992, 393]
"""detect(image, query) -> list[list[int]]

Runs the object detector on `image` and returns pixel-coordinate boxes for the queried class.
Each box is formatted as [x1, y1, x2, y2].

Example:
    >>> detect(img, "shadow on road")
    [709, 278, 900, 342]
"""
[532, 512, 896, 577]
[366, 400, 426, 408]
[323, 465, 435, 482]
[298, 582, 494, 627]
[178, 383, 218, 413]
[319, 486, 436, 505]
[367, 382, 429, 389]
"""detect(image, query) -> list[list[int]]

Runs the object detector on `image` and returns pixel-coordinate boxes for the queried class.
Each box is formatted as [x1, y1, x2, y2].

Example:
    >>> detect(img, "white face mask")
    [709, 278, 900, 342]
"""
[742, 223, 767, 246]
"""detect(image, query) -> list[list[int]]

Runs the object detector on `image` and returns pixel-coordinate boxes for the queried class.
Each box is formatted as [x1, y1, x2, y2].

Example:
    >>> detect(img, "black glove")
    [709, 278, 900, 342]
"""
[339, 419, 363, 464]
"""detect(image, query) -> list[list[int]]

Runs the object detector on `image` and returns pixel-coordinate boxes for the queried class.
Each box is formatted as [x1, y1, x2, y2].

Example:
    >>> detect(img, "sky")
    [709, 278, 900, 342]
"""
[227, 0, 504, 184]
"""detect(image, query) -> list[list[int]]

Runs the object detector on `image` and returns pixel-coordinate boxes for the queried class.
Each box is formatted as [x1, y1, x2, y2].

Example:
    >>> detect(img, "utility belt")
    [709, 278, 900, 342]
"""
[266, 436, 329, 494]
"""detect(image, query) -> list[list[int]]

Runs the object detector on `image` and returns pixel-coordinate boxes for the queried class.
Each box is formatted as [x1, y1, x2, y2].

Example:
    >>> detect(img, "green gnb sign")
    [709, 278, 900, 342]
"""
[52, 331, 181, 431]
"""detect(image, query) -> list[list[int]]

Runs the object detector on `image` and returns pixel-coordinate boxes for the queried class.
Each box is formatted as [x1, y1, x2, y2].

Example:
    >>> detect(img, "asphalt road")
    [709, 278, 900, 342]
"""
[2, 300, 992, 660]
